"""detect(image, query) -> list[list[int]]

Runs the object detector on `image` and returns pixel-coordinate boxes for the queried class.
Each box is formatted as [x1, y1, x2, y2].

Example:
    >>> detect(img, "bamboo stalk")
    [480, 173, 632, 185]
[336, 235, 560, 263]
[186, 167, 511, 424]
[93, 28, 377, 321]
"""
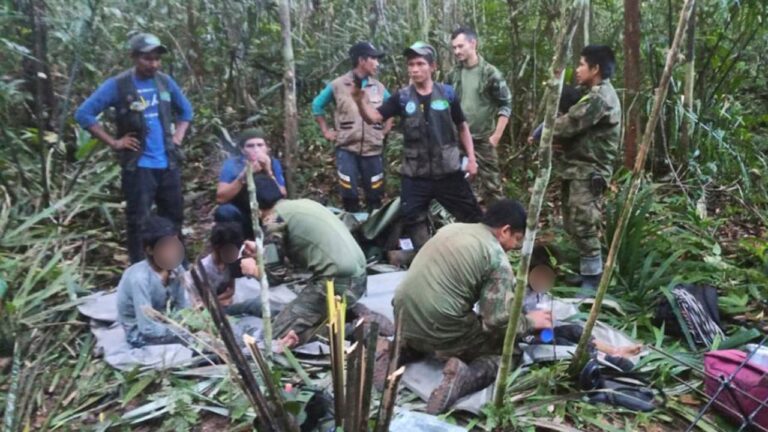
[374, 366, 406, 432]
[344, 341, 362, 431]
[568, 0, 697, 377]
[243, 334, 298, 432]
[190, 264, 280, 431]
[493, 0, 586, 409]
[245, 163, 272, 358]
[358, 321, 378, 432]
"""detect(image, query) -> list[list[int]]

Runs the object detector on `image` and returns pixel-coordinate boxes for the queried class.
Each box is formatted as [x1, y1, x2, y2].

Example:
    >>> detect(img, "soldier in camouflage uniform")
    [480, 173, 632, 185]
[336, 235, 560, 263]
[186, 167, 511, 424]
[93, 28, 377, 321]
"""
[552, 45, 622, 294]
[247, 175, 389, 348]
[446, 27, 512, 205]
[392, 200, 552, 414]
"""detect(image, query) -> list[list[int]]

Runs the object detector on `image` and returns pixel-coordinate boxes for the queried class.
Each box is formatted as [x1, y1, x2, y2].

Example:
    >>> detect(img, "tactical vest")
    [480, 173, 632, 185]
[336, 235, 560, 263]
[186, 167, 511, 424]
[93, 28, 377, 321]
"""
[115, 69, 181, 171]
[398, 84, 461, 178]
[330, 71, 386, 156]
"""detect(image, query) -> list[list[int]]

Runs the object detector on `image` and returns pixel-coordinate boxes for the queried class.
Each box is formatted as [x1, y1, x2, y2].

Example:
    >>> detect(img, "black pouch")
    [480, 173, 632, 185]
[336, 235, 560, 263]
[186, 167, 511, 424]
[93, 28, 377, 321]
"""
[590, 172, 607, 196]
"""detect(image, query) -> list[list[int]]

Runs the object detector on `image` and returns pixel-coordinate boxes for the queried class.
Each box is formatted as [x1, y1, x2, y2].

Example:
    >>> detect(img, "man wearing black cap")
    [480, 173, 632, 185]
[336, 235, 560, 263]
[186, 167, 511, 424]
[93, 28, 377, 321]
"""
[75, 33, 194, 263]
[312, 42, 394, 212]
[353, 41, 482, 249]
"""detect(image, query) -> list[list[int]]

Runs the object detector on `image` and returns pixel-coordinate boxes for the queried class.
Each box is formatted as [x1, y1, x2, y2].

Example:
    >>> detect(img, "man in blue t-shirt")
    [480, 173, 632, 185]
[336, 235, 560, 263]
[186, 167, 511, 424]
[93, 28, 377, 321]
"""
[75, 33, 194, 263]
[215, 128, 287, 239]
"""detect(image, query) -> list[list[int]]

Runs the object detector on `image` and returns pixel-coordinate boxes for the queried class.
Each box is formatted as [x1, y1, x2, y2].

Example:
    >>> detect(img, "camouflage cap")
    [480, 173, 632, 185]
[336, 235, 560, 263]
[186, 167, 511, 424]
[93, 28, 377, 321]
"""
[403, 41, 436, 63]
[128, 33, 168, 55]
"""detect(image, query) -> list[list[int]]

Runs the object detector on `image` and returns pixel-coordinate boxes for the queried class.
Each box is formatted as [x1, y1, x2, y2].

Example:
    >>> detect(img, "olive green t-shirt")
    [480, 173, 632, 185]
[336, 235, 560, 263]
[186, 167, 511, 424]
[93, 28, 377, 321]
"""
[273, 199, 366, 278]
[458, 65, 498, 139]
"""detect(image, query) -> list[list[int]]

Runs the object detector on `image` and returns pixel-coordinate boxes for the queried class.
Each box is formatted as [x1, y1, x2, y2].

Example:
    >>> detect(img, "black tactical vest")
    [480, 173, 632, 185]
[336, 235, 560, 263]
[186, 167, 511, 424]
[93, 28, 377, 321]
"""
[115, 69, 181, 170]
[398, 84, 461, 178]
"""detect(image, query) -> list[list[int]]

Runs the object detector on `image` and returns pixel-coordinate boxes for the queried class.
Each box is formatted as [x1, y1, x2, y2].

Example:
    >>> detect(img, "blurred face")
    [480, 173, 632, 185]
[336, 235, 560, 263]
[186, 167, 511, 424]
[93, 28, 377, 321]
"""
[451, 34, 476, 63]
[148, 236, 184, 270]
[218, 244, 240, 264]
[133, 51, 162, 78]
[575, 56, 600, 87]
[358, 56, 380, 77]
[242, 138, 268, 162]
[407, 56, 435, 85]
[498, 227, 525, 252]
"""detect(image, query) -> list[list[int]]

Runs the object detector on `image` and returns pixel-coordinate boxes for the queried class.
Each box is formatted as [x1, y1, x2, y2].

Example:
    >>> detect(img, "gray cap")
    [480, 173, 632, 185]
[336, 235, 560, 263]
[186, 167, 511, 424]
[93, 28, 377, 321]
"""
[128, 33, 168, 55]
[403, 41, 436, 62]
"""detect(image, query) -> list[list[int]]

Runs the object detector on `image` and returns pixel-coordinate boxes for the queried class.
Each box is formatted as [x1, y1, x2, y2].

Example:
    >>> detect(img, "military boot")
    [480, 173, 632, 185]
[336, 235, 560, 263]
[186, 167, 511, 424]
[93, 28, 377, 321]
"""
[349, 303, 395, 337]
[426, 356, 498, 414]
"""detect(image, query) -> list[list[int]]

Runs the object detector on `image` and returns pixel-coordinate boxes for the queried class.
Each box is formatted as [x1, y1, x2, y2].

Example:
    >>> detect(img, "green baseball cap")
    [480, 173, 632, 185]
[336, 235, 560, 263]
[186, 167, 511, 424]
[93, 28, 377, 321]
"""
[403, 41, 436, 63]
[128, 33, 168, 55]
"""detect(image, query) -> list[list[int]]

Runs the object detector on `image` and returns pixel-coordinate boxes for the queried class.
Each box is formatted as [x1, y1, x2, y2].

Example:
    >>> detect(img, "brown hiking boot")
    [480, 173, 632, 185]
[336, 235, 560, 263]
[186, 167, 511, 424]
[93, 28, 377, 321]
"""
[373, 337, 392, 392]
[426, 356, 499, 414]
[350, 303, 395, 337]
[427, 357, 471, 414]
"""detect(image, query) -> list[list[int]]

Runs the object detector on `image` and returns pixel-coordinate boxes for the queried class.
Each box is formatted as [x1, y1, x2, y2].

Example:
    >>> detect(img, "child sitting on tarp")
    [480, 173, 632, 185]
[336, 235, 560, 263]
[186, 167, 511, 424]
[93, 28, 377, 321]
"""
[523, 244, 641, 360]
[117, 215, 189, 347]
[186, 222, 282, 317]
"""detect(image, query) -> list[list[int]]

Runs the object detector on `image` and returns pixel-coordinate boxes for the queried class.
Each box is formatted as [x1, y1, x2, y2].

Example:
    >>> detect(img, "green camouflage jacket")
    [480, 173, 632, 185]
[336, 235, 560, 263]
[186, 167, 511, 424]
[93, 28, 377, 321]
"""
[446, 56, 512, 139]
[553, 79, 622, 180]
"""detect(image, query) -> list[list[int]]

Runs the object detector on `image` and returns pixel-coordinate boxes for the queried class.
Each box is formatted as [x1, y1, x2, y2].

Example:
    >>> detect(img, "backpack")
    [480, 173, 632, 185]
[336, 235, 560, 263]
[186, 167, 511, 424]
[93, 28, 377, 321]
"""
[578, 358, 666, 412]
[654, 284, 724, 348]
[703, 350, 768, 430]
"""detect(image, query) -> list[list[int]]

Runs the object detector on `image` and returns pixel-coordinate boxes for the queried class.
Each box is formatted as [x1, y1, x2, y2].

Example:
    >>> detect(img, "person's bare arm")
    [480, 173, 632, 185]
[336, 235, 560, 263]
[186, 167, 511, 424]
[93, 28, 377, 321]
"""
[352, 87, 385, 125]
[382, 117, 395, 135]
[172, 121, 190, 145]
[88, 124, 140, 151]
[216, 177, 245, 204]
[489, 115, 509, 147]
[458, 122, 478, 179]
[315, 116, 337, 142]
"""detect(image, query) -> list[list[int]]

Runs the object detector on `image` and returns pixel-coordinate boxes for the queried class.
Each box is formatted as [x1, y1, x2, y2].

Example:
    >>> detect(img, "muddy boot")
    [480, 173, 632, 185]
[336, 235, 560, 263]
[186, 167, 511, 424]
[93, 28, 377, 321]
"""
[577, 255, 603, 298]
[426, 356, 498, 414]
[349, 303, 395, 337]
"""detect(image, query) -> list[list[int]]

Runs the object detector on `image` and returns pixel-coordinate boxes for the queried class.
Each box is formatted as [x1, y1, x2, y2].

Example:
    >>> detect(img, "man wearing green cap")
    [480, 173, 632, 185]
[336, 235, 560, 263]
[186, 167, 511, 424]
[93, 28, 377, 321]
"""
[312, 42, 394, 212]
[353, 41, 483, 249]
[215, 129, 287, 239]
[447, 27, 512, 205]
[75, 33, 194, 263]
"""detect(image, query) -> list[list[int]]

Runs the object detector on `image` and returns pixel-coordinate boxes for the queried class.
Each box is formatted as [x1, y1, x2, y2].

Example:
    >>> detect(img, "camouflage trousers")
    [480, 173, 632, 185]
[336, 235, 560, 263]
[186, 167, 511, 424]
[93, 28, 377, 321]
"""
[561, 179, 604, 264]
[473, 138, 504, 205]
[272, 272, 367, 345]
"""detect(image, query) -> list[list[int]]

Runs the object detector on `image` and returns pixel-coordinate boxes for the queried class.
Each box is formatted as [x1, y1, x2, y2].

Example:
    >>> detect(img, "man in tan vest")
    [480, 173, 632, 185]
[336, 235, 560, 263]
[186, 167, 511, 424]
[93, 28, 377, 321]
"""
[313, 42, 393, 212]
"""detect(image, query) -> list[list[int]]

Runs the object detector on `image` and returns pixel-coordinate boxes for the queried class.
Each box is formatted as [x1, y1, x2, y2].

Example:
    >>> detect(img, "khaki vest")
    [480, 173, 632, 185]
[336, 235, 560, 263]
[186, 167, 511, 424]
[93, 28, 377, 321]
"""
[330, 71, 386, 156]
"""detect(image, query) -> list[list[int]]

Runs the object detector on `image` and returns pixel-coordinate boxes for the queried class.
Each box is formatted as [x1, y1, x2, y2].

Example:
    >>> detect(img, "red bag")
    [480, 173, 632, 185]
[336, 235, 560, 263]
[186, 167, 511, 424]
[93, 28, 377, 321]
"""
[704, 350, 768, 429]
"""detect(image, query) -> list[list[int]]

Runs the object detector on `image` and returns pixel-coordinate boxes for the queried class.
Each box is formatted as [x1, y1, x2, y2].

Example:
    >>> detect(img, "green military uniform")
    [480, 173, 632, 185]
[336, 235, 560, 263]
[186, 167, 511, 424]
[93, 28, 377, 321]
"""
[267, 199, 368, 343]
[393, 223, 530, 360]
[446, 57, 512, 205]
[553, 79, 621, 276]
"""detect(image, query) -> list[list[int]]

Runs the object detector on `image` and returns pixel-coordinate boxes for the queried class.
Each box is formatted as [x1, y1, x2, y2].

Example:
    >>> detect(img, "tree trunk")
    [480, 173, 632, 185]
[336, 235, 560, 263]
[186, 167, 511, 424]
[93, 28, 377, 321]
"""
[623, 0, 641, 168]
[568, 0, 697, 377]
[679, 1, 695, 162]
[277, 0, 298, 197]
[493, 0, 586, 409]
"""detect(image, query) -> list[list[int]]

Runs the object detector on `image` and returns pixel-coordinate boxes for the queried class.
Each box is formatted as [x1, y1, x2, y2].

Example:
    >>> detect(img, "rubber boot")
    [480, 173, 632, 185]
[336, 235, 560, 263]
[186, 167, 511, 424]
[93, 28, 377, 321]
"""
[342, 197, 361, 213]
[426, 356, 498, 414]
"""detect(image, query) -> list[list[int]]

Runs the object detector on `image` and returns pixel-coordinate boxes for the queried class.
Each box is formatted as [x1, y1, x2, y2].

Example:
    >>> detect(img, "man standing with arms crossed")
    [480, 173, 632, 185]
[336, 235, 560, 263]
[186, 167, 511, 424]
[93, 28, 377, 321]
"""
[312, 42, 393, 212]
[447, 27, 512, 206]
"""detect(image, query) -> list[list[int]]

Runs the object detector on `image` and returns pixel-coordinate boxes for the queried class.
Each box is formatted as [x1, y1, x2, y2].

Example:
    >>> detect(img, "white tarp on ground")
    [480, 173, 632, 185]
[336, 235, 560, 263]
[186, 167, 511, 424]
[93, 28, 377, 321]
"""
[78, 271, 643, 414]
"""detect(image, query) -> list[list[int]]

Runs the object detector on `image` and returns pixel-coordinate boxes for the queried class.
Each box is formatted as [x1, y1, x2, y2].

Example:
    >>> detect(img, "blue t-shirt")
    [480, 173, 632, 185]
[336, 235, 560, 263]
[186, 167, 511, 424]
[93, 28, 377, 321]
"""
[75, 71, 194, 169]
[219, 155, 286, 188]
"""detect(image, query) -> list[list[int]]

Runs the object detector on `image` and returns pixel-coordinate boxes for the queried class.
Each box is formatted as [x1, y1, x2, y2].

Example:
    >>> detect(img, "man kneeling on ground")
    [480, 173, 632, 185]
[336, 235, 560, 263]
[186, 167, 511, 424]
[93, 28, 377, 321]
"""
[117, 215, 189, 347]
[248, 174, 393, 349]
[393, 199, 553, 414]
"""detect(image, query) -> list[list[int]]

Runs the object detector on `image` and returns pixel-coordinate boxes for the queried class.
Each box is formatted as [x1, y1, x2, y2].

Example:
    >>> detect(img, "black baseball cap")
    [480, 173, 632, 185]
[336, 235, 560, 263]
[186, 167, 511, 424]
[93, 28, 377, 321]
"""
[129, 33, 168, 55]
[349, 42, 385, 60]
[403, 41, 437, 63]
